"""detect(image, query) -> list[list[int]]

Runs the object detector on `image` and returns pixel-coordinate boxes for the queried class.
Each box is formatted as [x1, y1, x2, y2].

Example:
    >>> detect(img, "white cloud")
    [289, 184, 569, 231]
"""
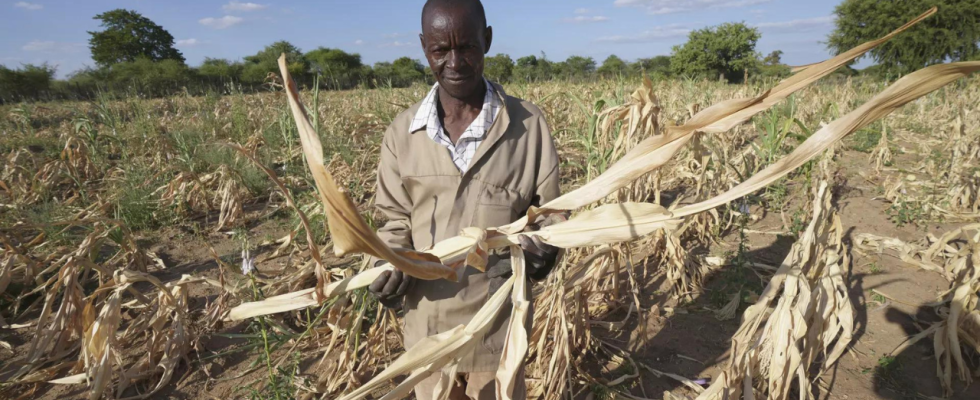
[199, 15, 244, 29]
[563, 15, 609, 23]
[614, 0, 771, 15]
[380, 41, 415, 48]
[754, 15, 835, 31]
[595, 25, 691, 43]
[22, 40, 85, 53]
[383, 32, 409, 39]
[574, 8, 591, 15]
[14, 1, 42, 10]
[223, 1, 266, 12]
[176, 38, 200, 46]
[354, 39, 364, 45]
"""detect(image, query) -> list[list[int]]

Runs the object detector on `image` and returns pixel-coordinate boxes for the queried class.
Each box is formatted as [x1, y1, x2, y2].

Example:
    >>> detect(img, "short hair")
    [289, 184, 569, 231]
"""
[421, 0, 487, 29]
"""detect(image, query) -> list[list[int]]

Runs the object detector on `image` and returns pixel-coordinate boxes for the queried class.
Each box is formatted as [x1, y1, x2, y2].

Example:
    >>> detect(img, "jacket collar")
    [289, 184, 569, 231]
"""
[465, 81, 510, 177]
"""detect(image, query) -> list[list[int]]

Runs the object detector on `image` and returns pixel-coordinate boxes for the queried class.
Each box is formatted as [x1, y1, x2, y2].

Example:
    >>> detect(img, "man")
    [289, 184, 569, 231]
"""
[367, 0, 563, 398]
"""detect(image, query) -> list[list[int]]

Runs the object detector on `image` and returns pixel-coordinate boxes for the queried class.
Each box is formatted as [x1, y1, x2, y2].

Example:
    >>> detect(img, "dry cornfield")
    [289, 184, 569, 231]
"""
[3, 10, 980, 400]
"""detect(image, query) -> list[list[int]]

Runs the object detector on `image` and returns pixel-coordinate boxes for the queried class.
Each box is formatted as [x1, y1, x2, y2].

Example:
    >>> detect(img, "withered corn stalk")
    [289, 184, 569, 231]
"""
[865, 225, 980, 397]
[695, 177, 854, 400]
[222, 7, 980, 399]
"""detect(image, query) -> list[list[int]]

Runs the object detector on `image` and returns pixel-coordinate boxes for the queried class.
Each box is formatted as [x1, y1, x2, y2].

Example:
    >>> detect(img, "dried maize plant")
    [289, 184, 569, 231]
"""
[855, 223, 980, 281]
[79, 285, 126, 400]
[44, 272, 210, 400]
[155, 171, 213, 217]
[696, 179, 854, 400]
[598, 77, 662, 163]
[946, 112, 980, 216]
[0, 145, 71, 205]
[2, 221, 167, 388]
[869, 122, 892, 174]
[115, 274, 201, 399]
[873, 226, 980, 396]
[228, 9, 980, 399]
[155, 164, 248, 231]
[881, 110, 979, 221]
[9, 256, 87, 384]
[928, 235, 980, 397]
[525, 246, 648, 400]
[59, 132, 101, 184]
[0, 149, 32, 203]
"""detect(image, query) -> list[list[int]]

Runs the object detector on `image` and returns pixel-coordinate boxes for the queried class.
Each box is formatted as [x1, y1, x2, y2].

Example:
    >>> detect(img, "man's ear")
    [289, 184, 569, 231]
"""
[484, 26, 493, 54]
[419, 33, 426, 52]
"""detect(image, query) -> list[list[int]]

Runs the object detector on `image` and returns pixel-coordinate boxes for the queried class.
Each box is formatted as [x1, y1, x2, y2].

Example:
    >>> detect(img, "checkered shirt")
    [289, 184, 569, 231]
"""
[409, 79, 501, 173]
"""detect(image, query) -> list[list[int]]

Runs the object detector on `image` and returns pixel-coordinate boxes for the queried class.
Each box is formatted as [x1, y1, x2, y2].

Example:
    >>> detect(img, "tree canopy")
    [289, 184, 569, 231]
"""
[598, 55, 628, 77]
[88, 9, 184, 67]
[305, 47, 365, 89]
[373, 57, 425, 87]
[513, 54, 553, 82]
[827, 0, 980, 76]
[670, 22, 760, 82]
[242, 41, 308, 84]
[484, 54, 515, 82]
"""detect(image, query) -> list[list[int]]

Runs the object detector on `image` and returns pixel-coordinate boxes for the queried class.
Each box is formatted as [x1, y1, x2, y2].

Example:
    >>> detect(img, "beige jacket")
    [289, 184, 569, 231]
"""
[374, 82, 560, 371]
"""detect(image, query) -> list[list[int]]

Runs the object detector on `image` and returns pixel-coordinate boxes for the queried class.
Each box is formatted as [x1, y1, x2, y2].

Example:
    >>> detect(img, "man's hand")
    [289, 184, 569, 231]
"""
[487, 212, 569, 296]
[519, 212, 568, 280]
[368, 267, 414, 309]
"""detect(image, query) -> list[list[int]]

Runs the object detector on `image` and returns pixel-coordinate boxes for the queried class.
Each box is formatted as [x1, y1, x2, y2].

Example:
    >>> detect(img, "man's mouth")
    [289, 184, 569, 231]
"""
[444, 75, 471, 83]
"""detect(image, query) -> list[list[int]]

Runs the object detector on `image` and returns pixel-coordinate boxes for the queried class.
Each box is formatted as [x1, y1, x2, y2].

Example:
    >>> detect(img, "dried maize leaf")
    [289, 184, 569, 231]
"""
[496, 246, 529, 400]
[338, 273, 517, 400]
[277, 54, 458, 283]
[509, 7, 939, 226]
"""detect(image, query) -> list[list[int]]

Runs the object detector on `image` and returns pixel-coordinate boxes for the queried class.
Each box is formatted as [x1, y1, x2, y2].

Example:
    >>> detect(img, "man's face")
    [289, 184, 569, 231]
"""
[420, 6, 492, 99]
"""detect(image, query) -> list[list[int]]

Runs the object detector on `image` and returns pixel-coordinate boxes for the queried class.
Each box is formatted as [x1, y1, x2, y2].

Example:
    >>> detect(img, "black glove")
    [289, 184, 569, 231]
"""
[518, 234, 560, 281]
[368, 267, 414, 310]
[486, 212, 568, 296]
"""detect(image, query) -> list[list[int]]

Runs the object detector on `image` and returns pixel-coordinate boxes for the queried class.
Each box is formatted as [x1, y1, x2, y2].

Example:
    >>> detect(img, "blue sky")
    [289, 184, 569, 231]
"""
[2, 0, 850, 79]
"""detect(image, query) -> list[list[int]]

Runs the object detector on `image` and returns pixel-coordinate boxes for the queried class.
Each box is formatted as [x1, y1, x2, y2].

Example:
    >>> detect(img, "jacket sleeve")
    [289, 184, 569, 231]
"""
[373, 126, 414, 265]
[532, 114, 561, 208]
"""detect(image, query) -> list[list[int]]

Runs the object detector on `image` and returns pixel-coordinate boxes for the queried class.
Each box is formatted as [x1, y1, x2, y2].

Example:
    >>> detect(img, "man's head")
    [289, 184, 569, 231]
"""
[419, 0, 492, 100]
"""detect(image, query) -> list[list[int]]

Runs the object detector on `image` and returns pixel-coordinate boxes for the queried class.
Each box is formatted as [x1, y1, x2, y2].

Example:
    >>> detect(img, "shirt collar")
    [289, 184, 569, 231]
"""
[409, 78, 497, 134]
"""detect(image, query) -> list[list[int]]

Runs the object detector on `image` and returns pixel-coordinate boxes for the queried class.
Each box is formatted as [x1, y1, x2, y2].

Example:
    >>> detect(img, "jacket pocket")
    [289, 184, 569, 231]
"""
[472, 182, 523, 229]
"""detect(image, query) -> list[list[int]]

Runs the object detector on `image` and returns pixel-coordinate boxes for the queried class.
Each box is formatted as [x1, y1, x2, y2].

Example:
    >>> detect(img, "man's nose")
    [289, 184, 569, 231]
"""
[446, 49, 464, 70]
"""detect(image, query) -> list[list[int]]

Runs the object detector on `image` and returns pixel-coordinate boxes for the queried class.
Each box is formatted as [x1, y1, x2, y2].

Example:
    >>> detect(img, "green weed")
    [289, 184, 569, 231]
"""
[886, 200, 925, 227]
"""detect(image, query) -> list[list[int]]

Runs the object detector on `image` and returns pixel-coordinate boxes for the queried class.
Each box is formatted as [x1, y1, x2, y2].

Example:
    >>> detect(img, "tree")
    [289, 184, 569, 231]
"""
[0, 63, 56, 103]
[373, 57, 425, 87]
[514, 54, 553, 82]
[484, 54, 514, 83]
[305, 47, 364, 89]
[597, 55, 628, 77]
[560, 55, 596, 80]
[196, 58, 244, 83]
[88, 9, 184, 67]
[763, 50, 783, 66]
[242, 41, 307, 84]
[631, 55, 672, 78]
[757, 50, 790, 79]
[827, 0, 980, 76]
[670, 22, 760, 82]
[108, 58, 191, 96]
